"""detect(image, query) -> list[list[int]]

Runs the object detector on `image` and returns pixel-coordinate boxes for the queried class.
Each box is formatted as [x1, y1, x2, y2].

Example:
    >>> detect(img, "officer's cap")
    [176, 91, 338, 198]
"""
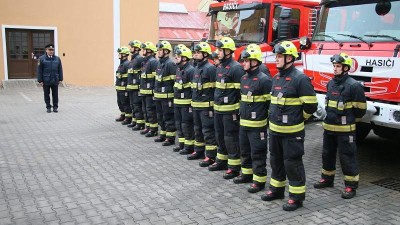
[45, 44, 55, 49]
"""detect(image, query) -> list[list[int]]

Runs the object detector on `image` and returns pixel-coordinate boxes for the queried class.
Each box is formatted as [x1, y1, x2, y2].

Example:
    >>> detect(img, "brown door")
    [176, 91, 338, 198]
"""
[6, 29, 54, 79]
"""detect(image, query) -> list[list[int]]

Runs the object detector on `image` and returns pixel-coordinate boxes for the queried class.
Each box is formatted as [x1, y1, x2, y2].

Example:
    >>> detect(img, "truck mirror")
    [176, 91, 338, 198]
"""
[300, 36, 311, 50]
[375, 1, 391, 16]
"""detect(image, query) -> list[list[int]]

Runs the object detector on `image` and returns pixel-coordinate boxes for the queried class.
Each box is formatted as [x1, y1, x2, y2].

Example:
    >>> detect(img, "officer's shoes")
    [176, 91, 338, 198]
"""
[140, 128, 149, 135]
[248, 183, 265, 193]
[187, 151, 204, 160]
[162, 139, 175, 146]
[145, 131, 157, 137]
[261, 190, 285, 201]
[154, 136, 166, 142]
[132, 125, 145, 131]
[53, 108, 58, 113]
[115, 115, 125, 122]
[179, 149, 193, 155]
[283, 199, 303, 211]
[314, 179, 334, 189]
[127, 122, 136, 128]
[173, 145, 183, 152]
[341, 187, 356, 199]
[121, 118, 132, 125]
[233, 175, 252, 184]
[47, 108, 52, 113]
[223, 169, 239, 179]
[208, 162, 228, 171]
[199, 157, 215, 167]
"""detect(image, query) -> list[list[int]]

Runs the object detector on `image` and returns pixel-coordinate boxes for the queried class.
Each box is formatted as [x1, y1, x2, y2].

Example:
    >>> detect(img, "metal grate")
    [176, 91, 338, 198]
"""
[371, 178, 400, 191]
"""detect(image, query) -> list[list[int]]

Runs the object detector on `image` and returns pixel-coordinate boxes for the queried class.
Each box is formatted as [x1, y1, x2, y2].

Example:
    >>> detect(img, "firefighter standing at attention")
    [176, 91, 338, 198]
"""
[233, 44, 272, 193]
[313, 52, 366, 199]
[154, 41, 177, 146]
[260, 41, 317, 211]
[208, 37, 245, 179]
[115, 46, 132, 123]
[173, 46, 195, 154]
[138, 42, 159, 137]
[126, 40, 144, 129]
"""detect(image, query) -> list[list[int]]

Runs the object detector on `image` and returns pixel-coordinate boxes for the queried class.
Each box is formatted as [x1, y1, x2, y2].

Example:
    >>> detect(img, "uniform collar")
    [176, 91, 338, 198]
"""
[197, 59, 208, 68]
[247, 68, 260, 77]
[221, 57, 233, 67]
[159, 56, 169, 64]
[179, 61, 189, 70]
[279, 65, 295, 77]
[333, 73, 349, 84]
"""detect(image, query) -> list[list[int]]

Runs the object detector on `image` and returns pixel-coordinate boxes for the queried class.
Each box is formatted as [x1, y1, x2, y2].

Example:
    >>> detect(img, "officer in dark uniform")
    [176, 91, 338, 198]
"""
[138, 42, 159, 137]
[126, 40, 144, 129]
[114, 46, 132, 122]
[246, 44, 272, 78]
[208, 37, 244, 180]
[260, 41, 317, 211]
[154, 40, 177, 146]
[173, 47, 195, 153]
[37, 44, 63, 113]
[233, 44, 272, 193]
[188, 42, 218, 166]
[313, 52, 366, 199]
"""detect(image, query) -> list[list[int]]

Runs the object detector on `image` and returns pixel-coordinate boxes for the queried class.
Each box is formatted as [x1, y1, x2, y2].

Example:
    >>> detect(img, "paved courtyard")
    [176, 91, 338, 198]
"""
[1, 86, 400, 225]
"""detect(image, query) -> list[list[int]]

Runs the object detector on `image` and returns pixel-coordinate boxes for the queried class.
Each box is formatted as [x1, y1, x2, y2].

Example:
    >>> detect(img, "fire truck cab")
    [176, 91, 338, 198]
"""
[207, 0, 320, 76]
[300, 0, 400, 141]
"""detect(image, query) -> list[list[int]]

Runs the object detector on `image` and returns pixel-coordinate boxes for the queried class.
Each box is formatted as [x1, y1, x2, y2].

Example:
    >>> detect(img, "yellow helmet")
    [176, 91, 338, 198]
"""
[175, 46, 192, 59]
[273, 41, 299, 58]
[193, 42, 212, 54]
[241, 44, 262, 62]
[175, 44, 187, 51]
[141, 41, 157, 52]
[156, 40, 173, 51]
[117, 46, 130, 55]
[330, 52, 353, 68]
[129, 40, 142, 49]
[216, 36, 236, 51]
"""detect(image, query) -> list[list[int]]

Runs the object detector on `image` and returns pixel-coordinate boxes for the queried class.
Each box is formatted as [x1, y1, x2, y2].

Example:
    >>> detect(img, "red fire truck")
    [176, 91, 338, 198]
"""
[207, 0, 320, 76]
[300, 0, 400, 141]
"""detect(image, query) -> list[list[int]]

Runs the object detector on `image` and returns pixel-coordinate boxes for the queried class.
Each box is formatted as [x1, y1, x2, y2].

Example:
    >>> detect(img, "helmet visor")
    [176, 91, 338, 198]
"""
[156, 43, 164, 49]
[272, 44, 286, 54]
[215, 40, 224, 48]
[330, 54, 345, 64]
[140, 43, 147, 49]
[241, 51, 251, 59]
[175, 48, 182, 55]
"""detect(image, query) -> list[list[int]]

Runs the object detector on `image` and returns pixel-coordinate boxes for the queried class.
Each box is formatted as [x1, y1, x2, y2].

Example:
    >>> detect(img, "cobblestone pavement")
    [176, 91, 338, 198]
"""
[1, 86, 400, 225]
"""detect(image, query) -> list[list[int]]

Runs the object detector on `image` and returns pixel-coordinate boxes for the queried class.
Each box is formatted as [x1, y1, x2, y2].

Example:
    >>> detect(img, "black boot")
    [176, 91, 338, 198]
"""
[162, 139, 175, 146]
[145, 130, 157, 137]
[154, 136, 166, 142]
[341, 187, 356, 199]
[261, 190, 285, 201]
[314, 179, 334, 189]
[282, 199, 303, 211]
[199, 157, 215, 167]
[121, 117, 132, 125]
[233, 175, 252, 184]
[115, 114, 125, 122]
[173, 143, 184, 152]
[223, 169, 240, 179]
[179, 148, 194, 155]
[127, 121, 136, 128]
[187, 151, 204, 160]
[133, 124, 145, 131]
[208, 162, 228, 171]
[248, 183, 265, 193]
[53, 107, 58, 113]
[47, 108, 52, 113]
[140, 128, 149, 135]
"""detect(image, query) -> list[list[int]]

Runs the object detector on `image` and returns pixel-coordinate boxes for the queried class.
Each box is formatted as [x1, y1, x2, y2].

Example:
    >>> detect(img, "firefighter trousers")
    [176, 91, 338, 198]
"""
[239, 128, 268, 186]
[174, 106, 194, 151]
[321, 132, 359, 189]
[155, 99, 176, 139]
[128, 90, 143, 124]
[141, 95, 158, 131]
[269, 134, 306, 201]
[117, 91, 131, 117]
[214, 113, 240, 172]
[193, 109, 217, 157]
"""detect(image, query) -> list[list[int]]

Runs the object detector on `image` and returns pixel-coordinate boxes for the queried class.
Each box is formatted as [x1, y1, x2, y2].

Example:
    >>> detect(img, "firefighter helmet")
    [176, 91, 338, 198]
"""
[117, 46, 130, 55]
[211, 50, 219, 59]
[193, 42, 212, 54]
[140, 41, 157, 52]
[175, 47, 192, 59]
[330, 52, 353, 68]
[273, 41, 299, 58]
[241, 44, 262, 62]
[128, 40, 142, 49]
[215, 36, 236, 51]
[156, 40, 173, 51]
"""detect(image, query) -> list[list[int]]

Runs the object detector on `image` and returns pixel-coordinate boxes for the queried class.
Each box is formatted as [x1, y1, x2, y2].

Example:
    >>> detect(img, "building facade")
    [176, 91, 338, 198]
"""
[0, 0, 158, 86]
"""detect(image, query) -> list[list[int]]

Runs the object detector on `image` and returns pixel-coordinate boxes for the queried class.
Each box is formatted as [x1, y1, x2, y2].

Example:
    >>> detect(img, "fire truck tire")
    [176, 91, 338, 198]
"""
[356, 122, 371, 145]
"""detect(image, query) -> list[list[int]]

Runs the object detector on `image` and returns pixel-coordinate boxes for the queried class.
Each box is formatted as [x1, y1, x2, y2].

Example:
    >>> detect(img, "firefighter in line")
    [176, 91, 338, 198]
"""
[313, 52, 366, 199]
[126, 40, 144, 129]
[173, 46, 195, 154]
[138, 42, 159, 137]
[154, 41, 177, 146]
[208, 37, 244, 179]
[233, 44, 272, 193]
[188, 42, 218, 166]
[115, 46, 133, 123]
[260, 41, 317, 211]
